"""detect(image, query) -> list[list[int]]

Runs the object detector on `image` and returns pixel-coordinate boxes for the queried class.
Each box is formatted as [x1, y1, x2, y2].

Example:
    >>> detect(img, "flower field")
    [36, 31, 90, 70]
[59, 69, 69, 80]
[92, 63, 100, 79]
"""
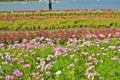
[0, 10, 120, 80]
[0, 28, 120, 80]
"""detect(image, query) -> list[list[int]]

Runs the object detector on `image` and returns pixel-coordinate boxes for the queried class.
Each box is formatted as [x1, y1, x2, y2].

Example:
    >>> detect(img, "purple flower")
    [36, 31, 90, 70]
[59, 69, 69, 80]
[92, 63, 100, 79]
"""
[13, 69, 23, 77]
[22, 39, 27, 44]
[12, 43, 20, 49]
[29, 39, 36, 44]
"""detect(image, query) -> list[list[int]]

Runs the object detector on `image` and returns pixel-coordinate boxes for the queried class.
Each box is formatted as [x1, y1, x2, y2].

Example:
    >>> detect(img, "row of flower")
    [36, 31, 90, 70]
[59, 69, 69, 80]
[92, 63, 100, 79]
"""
[0, 28, 120, 44]
[0, 17, 120, 31]
[0, 10, 120, 18]
[0, 28, 120, 79]
[1, 12, 119, 21]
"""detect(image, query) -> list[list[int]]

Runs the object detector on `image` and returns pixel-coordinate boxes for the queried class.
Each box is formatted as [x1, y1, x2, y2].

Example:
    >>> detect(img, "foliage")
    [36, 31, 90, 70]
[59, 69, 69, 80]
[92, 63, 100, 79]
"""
[0, 18, 120, 31]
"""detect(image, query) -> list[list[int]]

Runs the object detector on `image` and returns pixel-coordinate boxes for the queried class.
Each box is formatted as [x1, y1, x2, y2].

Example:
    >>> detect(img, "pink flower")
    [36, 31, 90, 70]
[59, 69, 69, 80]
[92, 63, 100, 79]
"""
[118, 49, 120, 52]
[69, 38, 78, 47]
[41, 78, 44, 80]
[54, 46, 61, 51]
[85, 72, 97, 80]
[62, 48, 69, 54]
[0, 43, 4, 48]
[32, 72, 40, 78]
[84, 34, 97, 38]
[88, 56, 93, 60]
[31, 52, 35, 55]
[108, 46, 116, 49]
[19, 58, 24, 63]
[12, 58, 18, 62]
[70, 54, 75, 59]
[29, 49, 33, 53]
[46, 57, 51, 61]
[27, 43, 32, 49]
[63, 53, 67, 57]
[103, 40, 109, 44]
[5, 53, 10, 61]
[116, 32, 120, 36]
[117, 46, 120, 49]
[22, 39, 27, 44]
[30, 39, 36, 44]
[69, 38, 78, 43]
[87, 66, 94, 71]
[55, 51, 62, 56]
[28, 49, 35, 55]
[23, 64, 30, 68]
[2, 61, 8, 65]
[107, 33, 111, 38]
[83, 41, 91, 46]
[40, 61, 45, 66]
[6, 75, 14, 80]
[98, 33, 105, 38]
[85, 62, 93, 67]
[13, 69, 23, 77]
[111, 56, 118, 61]
[93, 58, 98, 63]
[82, 52, 89, 56]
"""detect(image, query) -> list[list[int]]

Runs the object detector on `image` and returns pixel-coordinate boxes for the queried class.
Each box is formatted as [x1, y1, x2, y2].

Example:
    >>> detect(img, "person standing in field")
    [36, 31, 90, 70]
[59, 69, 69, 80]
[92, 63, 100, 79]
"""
[48, 0, 52, 10]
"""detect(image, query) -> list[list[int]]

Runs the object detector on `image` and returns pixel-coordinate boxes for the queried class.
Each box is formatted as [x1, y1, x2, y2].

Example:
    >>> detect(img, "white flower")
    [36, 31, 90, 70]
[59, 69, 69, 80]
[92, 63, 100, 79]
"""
[0, 66, 4, 74]
[67, 63, 74, 69]
[0, 53, 2, 56]
[74, 58, 78, 62]
[56, 71, 62, 75]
